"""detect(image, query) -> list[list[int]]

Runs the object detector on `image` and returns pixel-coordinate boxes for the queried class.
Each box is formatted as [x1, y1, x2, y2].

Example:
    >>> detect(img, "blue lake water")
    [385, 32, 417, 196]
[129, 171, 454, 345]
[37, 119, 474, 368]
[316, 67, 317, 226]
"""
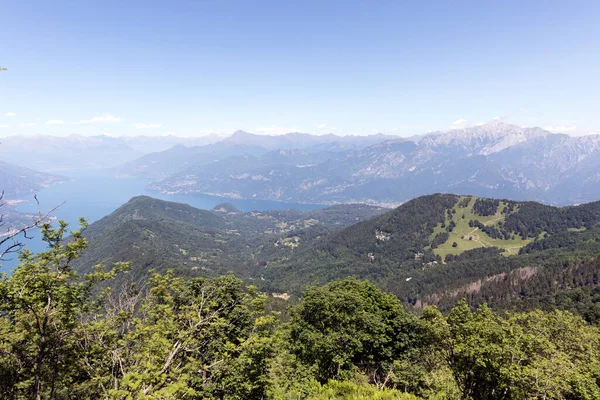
[1, 170, 324, 273]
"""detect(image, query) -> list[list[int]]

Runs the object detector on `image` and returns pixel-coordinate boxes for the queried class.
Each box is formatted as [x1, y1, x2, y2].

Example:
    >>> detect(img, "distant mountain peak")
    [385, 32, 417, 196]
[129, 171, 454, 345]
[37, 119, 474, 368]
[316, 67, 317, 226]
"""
[227, 130, 256, 141]
[477, 119, 512, 128]
[231, 130, 253, 136]
[455, 120, 524, 135]
[419, 120, 551, 155]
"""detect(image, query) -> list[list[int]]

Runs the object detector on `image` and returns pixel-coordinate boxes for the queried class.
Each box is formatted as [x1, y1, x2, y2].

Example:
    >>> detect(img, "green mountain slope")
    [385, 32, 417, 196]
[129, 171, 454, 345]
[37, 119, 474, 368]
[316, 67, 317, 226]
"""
[74, 196, 231, 279]
[261, 194, 600, 304]
[73, 194, 600, 322]
[73, 196, 387, 281]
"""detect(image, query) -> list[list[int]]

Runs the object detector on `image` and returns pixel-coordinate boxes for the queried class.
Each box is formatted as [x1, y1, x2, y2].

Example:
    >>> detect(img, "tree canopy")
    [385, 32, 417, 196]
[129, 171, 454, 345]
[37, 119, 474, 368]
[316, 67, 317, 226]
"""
[1, 217, 600, 399]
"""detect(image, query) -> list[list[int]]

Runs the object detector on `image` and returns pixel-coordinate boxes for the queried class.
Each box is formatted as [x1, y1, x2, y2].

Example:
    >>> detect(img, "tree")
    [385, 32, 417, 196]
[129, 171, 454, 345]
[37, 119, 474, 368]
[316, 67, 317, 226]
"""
[76, 272, 276, 399]
[0, 218, 276, 399]
[0, 219, 126, 399]
[444, 300, 600, 399]
[289, 278, 421, 386]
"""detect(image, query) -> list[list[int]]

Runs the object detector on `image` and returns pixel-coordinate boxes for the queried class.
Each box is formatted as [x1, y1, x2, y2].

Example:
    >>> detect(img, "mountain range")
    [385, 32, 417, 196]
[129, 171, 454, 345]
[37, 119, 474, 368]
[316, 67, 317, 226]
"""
[0, 134, 224, 172]
[115, 130, 396, 179]
[116, 122, 600, 206]
[3, 122, 600, 207]
[0, 131, 395, 173]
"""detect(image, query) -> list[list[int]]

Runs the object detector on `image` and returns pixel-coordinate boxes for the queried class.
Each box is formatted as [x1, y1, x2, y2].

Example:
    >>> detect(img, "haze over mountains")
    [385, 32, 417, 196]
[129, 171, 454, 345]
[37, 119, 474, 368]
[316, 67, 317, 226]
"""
[0, 133, 223, 172]
[2, 121, 600, 208]
[115, 130, 398, 179]
[119, 121, 600, 206]
[0, 160, 65, 196]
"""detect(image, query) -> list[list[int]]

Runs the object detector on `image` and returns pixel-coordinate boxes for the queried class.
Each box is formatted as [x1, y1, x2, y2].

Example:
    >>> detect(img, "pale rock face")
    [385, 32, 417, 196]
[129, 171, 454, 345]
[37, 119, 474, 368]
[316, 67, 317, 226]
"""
[146, 122, 600, 206]
[417, 121, 550, 155]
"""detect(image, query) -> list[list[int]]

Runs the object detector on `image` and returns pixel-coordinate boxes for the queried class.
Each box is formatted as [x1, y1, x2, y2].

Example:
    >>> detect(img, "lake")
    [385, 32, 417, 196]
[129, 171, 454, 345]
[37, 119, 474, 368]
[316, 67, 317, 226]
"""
[1, 170, 324, 272]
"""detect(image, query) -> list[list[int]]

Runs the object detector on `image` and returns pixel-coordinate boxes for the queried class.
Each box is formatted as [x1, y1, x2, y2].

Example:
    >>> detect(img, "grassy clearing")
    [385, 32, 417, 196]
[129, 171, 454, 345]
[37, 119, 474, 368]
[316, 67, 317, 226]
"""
[430, 196, 532, 260]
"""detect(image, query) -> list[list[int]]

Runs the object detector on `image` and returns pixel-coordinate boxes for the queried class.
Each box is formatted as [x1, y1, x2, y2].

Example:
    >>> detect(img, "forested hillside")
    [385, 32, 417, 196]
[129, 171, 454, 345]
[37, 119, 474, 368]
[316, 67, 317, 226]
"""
[72, 196, 387, 281]
[71, 193, 600, 326]
[262, 194, 600, 316]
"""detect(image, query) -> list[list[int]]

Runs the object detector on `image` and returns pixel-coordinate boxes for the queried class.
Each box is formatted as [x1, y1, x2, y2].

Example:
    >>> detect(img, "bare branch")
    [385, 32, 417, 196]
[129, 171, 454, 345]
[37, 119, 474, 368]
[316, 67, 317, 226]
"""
[0, 192, 65, 261]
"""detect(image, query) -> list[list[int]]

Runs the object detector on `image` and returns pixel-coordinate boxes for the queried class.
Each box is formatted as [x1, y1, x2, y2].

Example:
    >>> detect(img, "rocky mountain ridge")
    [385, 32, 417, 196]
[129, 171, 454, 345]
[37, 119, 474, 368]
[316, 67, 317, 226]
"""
[146, 122, 600, 206]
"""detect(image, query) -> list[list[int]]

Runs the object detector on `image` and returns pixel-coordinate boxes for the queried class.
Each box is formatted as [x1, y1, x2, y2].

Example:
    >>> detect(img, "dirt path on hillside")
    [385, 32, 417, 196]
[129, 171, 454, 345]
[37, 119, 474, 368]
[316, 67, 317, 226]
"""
[483, 214, 503, 226]
[466, 227, 479, 236]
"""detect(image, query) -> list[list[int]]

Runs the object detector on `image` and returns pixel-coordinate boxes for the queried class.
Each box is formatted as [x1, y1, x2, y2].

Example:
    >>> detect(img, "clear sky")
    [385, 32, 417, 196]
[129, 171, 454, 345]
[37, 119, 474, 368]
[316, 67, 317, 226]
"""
[1, 0, 599, 137]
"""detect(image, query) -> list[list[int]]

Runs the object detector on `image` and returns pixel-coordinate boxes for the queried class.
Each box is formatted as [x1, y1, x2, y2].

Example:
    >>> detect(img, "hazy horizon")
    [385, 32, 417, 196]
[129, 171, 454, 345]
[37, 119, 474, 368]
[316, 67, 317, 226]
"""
[2, 1, 599, 138]
[0, 119, 598, 139]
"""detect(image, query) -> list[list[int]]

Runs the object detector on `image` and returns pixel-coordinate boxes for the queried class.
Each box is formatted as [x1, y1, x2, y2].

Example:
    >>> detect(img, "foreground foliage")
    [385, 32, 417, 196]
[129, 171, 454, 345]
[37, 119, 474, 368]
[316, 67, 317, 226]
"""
[1, 221, 600, 399]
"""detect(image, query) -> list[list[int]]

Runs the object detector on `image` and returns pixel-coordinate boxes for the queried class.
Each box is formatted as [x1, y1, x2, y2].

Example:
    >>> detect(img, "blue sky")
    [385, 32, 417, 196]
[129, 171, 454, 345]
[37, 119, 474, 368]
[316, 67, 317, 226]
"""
[0, 0, 599, 137]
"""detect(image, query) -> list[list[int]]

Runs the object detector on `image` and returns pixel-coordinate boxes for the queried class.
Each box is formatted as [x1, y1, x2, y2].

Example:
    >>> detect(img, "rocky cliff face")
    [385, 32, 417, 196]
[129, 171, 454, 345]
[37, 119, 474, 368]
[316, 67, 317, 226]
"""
[147, 122, 600, 206]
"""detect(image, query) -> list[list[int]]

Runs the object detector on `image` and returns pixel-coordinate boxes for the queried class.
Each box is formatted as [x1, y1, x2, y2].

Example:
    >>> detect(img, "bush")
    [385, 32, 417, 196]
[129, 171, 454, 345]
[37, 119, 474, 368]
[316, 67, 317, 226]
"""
[309, 380, 422, 399]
